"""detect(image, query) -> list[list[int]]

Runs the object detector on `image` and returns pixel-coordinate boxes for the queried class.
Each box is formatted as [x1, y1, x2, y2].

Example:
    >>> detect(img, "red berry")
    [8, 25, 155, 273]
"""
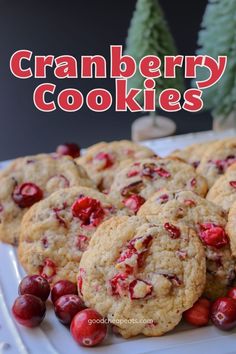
[39, 259, 57, 282]
[164, 222, 181, 239]
[56, 143, 80, 158]
[211, 297, 236, 331]
[124, 195, 145, 213]
[54, 294, 85, 325]
[199, 223, 229, 248]
[70, 309, 107, 347]
[129, 279, 153, 300]
[12, 294, 46, 328]
[94, 152, 114, 170]
[51, 280, 78, 304]
[19, 275, 50, 302]
[183, 298, 211, 326]
[229, 181, 236, 189]
[12, 183, 43, 208]
[71, 196, 105, 227]
[227, 287, 236, 301]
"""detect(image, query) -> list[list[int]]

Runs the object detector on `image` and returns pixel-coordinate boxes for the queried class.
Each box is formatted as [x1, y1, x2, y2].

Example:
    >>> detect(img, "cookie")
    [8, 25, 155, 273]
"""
[197, 138, 236, 187]
[169, 141, 216, 168]
[226, 200, 236, 257]
[0, 154, 95, 245]
[109, 158, 208, 215]
[138, 190, 235, 299]
[18, 186, 123, 285]
[76, 140, 156, 191]
[79, 215, 206, 338]
[207, 165, 236, 212]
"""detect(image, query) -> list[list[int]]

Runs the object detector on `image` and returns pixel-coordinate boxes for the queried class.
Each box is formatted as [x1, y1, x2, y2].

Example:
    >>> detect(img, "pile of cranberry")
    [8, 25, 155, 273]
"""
[12, 275, 107, 347]
[184, 288, 236, 330]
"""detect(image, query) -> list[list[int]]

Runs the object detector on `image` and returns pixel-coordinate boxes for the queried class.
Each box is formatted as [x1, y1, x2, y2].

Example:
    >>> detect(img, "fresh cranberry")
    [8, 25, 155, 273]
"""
[121, 181, 144, 197]
[12, 183, 43, 208]
[199, 223, 229, 248]
[71, 197, 105, 227]
[127, 170, 139, 178]
[19, 275, 50, 302]
[164, 223, 181, 239]
[76, 235, 89, 252]
[227, 287, 236, 301]
[12, 294, 46, 328]
[129, 279, 153, 299]
[94, 152, 114, 170]
[54, 294, 85, 325]
[70, 309, 107, 347]
[124, 195, 145, 213]
[229, 181, 236, 189]
[110, 273, 129, 296]
[51, 280, 78, 304]
[183, 298, 211, 326]
[39, 259, 57, 281]
[56, 143, 80, 158]
[211, 297, 236, 331]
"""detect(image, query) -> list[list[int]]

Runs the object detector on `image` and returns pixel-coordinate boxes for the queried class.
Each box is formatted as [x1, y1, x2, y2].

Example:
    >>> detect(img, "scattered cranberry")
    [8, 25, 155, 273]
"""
[124, 195, 145, 213]
[157, 194, 169, 204]
[0, 203, 4, 213]
[19, 275, 50, 302]
[227, 287, 236, 301]
[127, 170, 139, 178]
[199, 223, 229, 249]
[12, 183, 43, 208]
[121, 181, 144, 197]
[184, 199, 196, 207]
[129, 279, 153, 299]
[155, 167, 171, 178]
[229, 181, 236, 189]
[51, 280, 78, 304]
[94, 152, 114, 170]
[56, 143, 80, 158]
[12, 294, 46, 328]
[70, 309, 107, 347]
[164, 222, 181, 239]
[54, 294, 85, 325]
[77, 268, 85, 297]
[211, 297, 236, 331]
[162, 274, 182, 287]
[71, 196, 105, 227]
[190, 178, 197, 187]
[183, 298, 211, 326]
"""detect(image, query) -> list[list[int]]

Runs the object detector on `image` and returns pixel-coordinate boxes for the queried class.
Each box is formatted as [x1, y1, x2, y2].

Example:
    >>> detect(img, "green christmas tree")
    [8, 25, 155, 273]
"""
[195, 0, 236, 119]
[125, 0, 184, 105]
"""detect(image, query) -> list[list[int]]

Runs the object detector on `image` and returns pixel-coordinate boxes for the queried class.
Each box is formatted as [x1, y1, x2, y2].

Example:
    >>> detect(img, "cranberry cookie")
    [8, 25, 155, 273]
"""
[197, 138, 236, 187]
[169, 141, 216, 168]
[0, 154, 95, 245]
[226, 200, 236, 257]
[19, 187, 122, 284]
[109, 158, 208, 215]
[79, 215, 206, 338]
[138, 190, 235, 299]
[76, 140, 155, 191]
[207, 163, 236, 213]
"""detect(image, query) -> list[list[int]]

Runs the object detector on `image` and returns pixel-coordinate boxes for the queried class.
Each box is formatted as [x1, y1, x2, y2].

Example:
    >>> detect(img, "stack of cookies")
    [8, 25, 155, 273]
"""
[1, 138, 236, 338]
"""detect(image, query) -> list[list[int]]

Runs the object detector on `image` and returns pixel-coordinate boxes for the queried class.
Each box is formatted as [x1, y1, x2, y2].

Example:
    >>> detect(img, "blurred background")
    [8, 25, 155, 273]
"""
[0, 0, 210, 160]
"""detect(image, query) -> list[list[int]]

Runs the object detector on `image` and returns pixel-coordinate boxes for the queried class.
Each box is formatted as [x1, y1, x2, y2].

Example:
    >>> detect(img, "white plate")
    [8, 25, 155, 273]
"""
[1, 130, 236, 354]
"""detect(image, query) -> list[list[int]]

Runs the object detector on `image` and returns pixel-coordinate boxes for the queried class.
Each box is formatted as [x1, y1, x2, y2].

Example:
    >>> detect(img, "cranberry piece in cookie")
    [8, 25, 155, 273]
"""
[93, 152, 114, 170]
[124, 195, 145, 214]
[39, 259, 57, 282]
[129, 279, 153, 300]
[12, 183, 43, 208]
[56, 143, 80, 158]
[110, 273, 130, 296]
[229, 181, 236, 189]
[164, 223, 181, 239]
[71, 196, 105, 227]
[199, 223, 229, 249]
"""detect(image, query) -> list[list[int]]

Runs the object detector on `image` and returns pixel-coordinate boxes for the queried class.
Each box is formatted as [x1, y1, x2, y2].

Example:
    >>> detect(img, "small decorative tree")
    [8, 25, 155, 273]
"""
[125, 0, 184, 140]
[195, 0, 236, 130]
